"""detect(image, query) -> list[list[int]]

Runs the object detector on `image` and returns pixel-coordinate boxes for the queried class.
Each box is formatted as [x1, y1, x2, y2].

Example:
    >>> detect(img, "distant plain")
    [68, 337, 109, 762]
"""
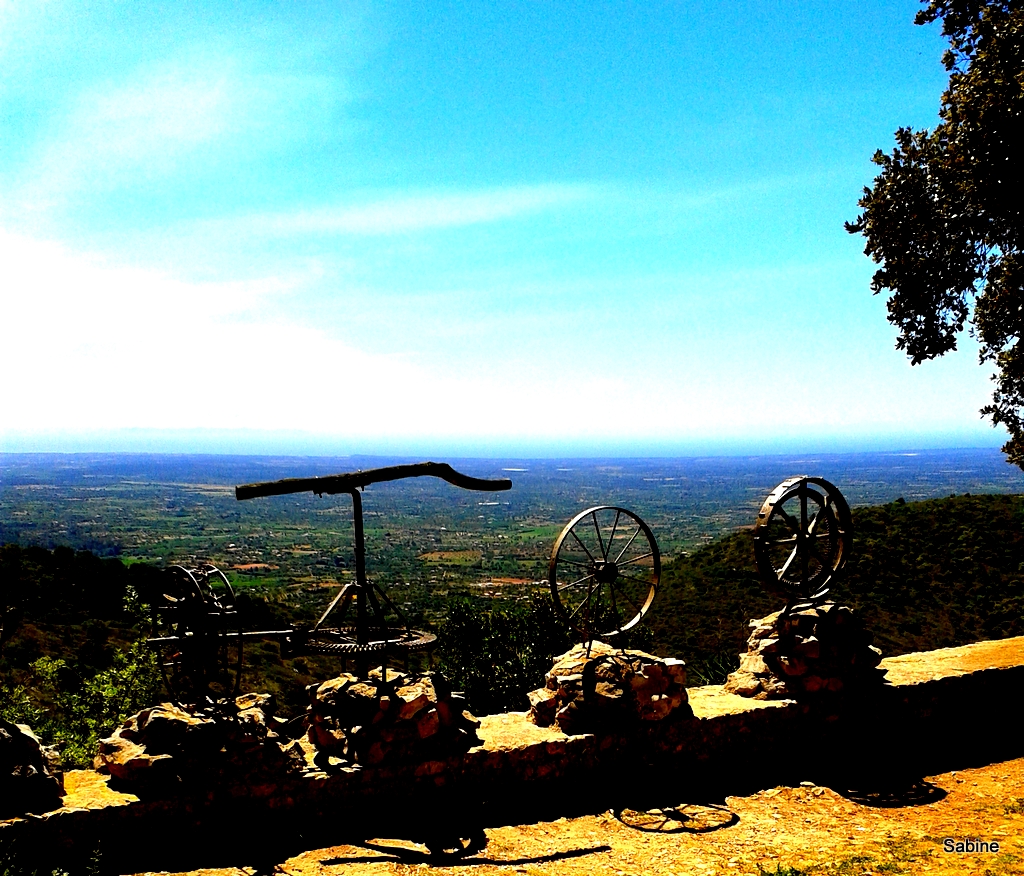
[2, 448, 1022, 630]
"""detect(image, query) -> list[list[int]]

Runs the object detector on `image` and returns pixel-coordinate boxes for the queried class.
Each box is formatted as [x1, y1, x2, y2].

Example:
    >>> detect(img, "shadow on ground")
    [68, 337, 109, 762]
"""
[8, 684, 1022, 875]
[323, 839, 611, 868]
[835, 778, 947, 808]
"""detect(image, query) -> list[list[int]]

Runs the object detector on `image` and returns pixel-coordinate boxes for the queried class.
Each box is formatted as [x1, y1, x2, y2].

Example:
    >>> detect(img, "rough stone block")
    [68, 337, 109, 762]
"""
[777, 656, 808, 677]
[738, 653, 769, 675]
[314, 675, 357, 706]
[395, 680, 434, 721]
[639, 694, 675, 721]
[235, 692, 275, 713]
[802, 675, 824, 693]
[793, 637, 821, 659]
[415, 710, 441, 740]
[528, 687, 558, 727]
[662, 658, 688, 686]
[724, 671, 762, 697]
[555, 701, 580, 734]
[413, 759, 447, 778]
[0, 720, 65, 819]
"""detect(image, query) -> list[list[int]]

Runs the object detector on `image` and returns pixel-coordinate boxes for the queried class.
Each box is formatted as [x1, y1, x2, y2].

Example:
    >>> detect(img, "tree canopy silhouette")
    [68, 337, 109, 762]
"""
[847, 0, 1024, 467]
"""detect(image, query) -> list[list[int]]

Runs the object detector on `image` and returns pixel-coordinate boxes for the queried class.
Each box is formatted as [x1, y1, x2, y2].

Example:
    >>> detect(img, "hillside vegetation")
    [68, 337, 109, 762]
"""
[651, 493, 1024, 669]
[2, 493, 1022, 760]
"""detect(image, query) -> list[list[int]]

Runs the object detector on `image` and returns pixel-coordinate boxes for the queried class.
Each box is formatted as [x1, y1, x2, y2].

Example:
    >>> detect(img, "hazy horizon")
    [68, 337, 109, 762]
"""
[5, 447, 1023, 562]
[0, 433, 1012, 462]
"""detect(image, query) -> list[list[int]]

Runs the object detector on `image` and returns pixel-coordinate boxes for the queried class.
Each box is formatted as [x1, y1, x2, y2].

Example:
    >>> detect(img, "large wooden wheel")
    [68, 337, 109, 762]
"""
[753, 476, 852, 602]
[549, 506, 660, 642]
[150, 564, 243, 704]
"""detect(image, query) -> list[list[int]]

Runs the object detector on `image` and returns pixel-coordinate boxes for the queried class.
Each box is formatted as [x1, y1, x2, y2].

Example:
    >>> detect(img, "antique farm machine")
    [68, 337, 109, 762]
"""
[146, 457, 855, 707]
[148, 463, 509, 701]
[147, 461, 667, 703]
[546, 475, 855, 644]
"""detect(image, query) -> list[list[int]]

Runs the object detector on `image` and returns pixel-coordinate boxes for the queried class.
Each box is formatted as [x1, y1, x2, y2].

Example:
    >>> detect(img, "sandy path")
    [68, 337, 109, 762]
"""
[134, 756, 1024, 876]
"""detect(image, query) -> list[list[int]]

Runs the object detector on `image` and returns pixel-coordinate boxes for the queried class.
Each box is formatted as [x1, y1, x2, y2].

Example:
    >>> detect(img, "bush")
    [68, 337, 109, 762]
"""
[0, 681, 37, 726]
[14, 641, 162, 767]
[436, 597, 576, 715]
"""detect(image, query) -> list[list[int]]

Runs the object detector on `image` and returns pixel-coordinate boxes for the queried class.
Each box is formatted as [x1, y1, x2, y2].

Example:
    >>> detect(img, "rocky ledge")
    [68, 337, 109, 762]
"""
[0, 718, 64, 819]
[527, 641, 691, 732]
[725, 602, 885, 700]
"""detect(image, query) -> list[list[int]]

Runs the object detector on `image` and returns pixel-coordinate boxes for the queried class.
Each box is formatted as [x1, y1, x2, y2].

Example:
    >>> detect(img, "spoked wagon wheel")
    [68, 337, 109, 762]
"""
[753, 476, 852, 602]
[150, 564, 243, 704]
[549, 506, 660, 642]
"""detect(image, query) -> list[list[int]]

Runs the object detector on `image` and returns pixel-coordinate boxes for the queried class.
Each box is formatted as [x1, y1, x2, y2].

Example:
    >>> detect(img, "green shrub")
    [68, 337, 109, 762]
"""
[0, 681, 38, 725]
[1, 833, 102, 876]
[17, 640, 162, 767]
[686, 650, 739, 686]
[437, 597, 575, 714]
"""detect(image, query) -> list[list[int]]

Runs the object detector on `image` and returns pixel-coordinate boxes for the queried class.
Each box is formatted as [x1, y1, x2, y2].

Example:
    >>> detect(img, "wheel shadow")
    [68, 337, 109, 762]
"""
[614, 801, 738, 834]
[832, 778, 947, 808]
[322, 838, 612, 868]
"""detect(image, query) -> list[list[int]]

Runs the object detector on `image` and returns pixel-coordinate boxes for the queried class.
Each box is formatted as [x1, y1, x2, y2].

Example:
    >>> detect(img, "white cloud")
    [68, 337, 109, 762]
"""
[19, 61, 237, 202]
[83, 68, 232, 158]
[0, 230, 1003, 452]
[0, 231, 624, 439]
[223, 184, 597, 237]
[9, 54, 345, 212]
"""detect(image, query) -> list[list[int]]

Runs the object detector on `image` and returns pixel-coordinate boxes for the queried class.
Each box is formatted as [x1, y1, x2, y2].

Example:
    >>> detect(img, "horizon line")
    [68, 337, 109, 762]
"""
[0, 443, 1011, 463]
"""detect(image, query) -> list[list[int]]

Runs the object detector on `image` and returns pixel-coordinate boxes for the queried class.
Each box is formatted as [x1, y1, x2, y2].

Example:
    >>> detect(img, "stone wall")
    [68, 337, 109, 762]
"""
[3, 636, 1024, 873]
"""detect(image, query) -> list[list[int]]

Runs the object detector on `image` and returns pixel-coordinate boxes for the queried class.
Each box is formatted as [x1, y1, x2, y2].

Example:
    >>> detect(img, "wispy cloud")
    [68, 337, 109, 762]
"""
[22, 62, 236, 201]
[211, 172, 824, 244]
[0, 229, 1001, 448]
[11, 54, 347, 211]
[0, 230, 417, 431]
[0, 229, 629, 439]
[229, 184, 598, 237]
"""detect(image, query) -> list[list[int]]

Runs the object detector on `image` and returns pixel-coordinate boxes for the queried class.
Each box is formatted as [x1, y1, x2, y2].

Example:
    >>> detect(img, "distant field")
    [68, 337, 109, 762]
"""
[2, 449, 1023, 631]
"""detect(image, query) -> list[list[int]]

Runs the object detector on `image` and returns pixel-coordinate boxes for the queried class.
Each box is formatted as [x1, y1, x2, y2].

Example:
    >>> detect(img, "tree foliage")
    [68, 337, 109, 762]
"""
[847, 0, 1024, 467]
[0, 544, 166, 766]
[0, 543, 162, 627]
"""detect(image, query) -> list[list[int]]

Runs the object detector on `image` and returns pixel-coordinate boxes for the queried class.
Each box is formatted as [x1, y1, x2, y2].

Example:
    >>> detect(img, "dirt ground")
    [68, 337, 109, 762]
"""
[127, 755, 1023, 876]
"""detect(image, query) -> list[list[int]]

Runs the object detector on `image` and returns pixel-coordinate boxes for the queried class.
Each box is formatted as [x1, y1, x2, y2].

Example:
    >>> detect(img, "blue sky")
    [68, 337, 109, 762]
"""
[0, 1, 1006, 456]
